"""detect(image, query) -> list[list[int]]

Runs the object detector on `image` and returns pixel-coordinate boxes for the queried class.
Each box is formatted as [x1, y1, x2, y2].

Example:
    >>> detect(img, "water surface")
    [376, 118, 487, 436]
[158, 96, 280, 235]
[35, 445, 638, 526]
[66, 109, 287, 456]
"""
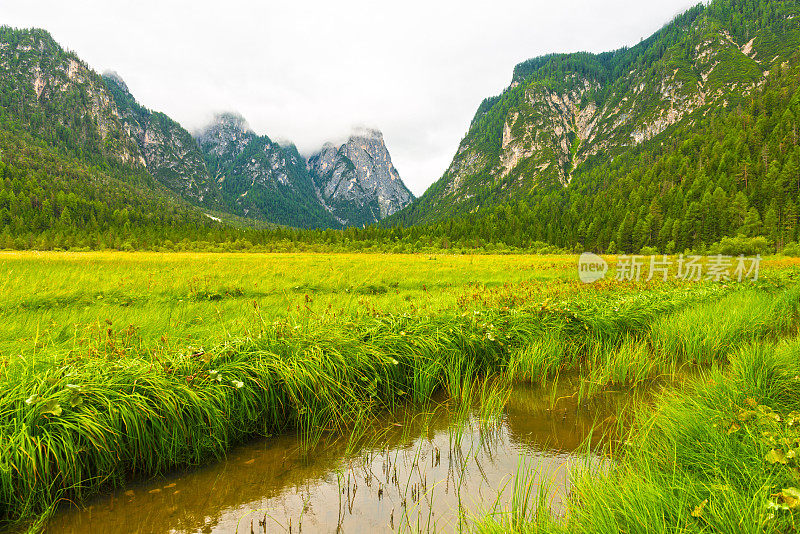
[46, 383, 639, 533]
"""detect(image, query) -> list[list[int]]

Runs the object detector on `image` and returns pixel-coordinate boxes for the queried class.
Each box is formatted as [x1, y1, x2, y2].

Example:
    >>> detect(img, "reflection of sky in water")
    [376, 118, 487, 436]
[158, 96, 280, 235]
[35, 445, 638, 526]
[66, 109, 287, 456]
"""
[46, 385, 627, 534]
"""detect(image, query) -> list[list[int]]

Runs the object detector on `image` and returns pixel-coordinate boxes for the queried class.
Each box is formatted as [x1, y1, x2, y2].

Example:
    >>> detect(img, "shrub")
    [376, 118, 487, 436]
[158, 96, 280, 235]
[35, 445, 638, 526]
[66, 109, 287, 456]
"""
[708, 235, 773, 256]
[780, 242, 800, 257]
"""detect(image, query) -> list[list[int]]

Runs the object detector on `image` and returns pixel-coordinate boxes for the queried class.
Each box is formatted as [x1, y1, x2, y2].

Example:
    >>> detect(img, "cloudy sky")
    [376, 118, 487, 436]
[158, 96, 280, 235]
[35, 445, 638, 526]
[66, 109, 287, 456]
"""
[2, 0, 699, 195]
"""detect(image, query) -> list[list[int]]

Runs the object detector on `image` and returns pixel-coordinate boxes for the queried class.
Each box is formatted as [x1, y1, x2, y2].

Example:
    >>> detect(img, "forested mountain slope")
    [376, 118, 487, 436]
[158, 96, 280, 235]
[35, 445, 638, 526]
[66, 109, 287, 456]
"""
[0, 28, 232, 248]
[0, 122, 231, 249]
[389, 0, 800, 253]
[0, 27, 143, 169]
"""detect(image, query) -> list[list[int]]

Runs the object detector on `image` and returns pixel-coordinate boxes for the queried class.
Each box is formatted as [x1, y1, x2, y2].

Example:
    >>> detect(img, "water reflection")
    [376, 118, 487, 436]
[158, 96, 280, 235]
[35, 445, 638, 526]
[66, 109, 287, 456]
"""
[45, 383, 636, 533]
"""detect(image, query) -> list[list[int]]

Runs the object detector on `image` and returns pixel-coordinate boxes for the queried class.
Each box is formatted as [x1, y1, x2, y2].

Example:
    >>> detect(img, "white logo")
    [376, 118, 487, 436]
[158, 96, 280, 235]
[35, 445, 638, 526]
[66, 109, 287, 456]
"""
[578, 252, 608, 283]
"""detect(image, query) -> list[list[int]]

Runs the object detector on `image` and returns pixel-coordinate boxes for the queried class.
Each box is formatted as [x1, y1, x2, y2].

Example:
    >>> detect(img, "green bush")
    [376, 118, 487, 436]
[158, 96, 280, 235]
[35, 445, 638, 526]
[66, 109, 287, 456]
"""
[780, 242, 800, 257]
[708, 235, 773, 256]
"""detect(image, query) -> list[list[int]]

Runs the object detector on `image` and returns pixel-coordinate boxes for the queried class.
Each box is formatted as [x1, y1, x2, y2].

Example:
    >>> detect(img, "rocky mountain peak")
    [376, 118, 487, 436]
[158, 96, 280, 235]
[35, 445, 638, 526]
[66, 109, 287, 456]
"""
[195, 112, 255, 157]
[193, 113, 339, 228]
[349, 127, 384, 141]
[307, 128, 414, 226]
[210, 112, 252, 134]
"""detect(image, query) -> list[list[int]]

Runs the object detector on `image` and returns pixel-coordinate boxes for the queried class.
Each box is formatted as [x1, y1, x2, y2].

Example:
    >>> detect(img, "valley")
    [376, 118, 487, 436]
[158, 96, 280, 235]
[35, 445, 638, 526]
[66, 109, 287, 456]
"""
[1, 0, 800, 532]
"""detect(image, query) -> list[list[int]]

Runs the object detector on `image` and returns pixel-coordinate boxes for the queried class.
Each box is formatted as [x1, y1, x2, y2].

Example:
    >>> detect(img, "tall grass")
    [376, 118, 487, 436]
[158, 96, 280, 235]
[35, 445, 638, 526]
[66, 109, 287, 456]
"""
[577, 285, 800, 398]
[0, 263, 797, 528]
[0, 310, 517, 525]
[544, 338, 800, 533]
[650, 288, 800, 364]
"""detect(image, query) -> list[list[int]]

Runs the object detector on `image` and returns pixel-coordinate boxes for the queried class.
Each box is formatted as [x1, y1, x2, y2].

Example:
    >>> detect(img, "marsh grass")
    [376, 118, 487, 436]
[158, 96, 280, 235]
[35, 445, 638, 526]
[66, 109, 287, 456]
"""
[0, 252, 596, 358]
[540, 339, 800, 533]
[576, 286, 800, 399]
[650, 288, 800, 365]
[2, 279, 791, 527]
[0, 253, 798, 530]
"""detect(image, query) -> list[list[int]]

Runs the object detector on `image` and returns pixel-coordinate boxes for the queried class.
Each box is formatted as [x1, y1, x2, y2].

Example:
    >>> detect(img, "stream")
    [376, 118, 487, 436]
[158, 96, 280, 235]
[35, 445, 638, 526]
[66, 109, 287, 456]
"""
[45, 382, 645, 533]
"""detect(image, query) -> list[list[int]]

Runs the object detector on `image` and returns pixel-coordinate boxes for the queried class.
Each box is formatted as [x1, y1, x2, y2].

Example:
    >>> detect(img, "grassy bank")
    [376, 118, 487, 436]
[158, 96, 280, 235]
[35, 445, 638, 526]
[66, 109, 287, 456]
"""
[2, 278, 798, 528]
[478, 338, 800, 533]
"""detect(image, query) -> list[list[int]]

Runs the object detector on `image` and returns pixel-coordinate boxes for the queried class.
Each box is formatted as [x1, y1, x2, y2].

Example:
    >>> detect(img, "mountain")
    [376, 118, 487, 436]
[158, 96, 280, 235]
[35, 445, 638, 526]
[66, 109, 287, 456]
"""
[101, 71, 223, 208]
[390, 0, 800, 252]
[195, 112, 340, 228]
[306, 128, 414, 226]
[0, 26, 240, 250]
[0, 26, 225, 212]
[0, 26, 413, 232]
[0, 122, 236, 250]
[0, 27, 143, 168]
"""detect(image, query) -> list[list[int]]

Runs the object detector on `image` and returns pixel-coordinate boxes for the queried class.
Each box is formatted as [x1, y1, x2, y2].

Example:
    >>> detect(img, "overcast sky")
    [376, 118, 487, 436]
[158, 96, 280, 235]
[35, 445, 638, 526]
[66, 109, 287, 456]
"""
[2, 0, 699, 195]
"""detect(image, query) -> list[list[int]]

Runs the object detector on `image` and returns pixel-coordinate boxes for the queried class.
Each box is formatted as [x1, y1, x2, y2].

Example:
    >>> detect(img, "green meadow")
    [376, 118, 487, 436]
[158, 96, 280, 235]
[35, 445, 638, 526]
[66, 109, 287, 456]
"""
[0, 252, 580, 357]
[1, 252, 800, 532]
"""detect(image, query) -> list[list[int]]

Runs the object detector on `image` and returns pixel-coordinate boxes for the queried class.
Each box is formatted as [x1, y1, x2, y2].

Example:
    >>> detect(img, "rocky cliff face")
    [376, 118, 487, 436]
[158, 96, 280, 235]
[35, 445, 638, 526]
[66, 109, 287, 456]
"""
[0, 28, 143, 167]
[307, 129, 414, 226]
[102, 72, 221, 207]
[195, 113, 340, 228]
[395, 1, 796, 225]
